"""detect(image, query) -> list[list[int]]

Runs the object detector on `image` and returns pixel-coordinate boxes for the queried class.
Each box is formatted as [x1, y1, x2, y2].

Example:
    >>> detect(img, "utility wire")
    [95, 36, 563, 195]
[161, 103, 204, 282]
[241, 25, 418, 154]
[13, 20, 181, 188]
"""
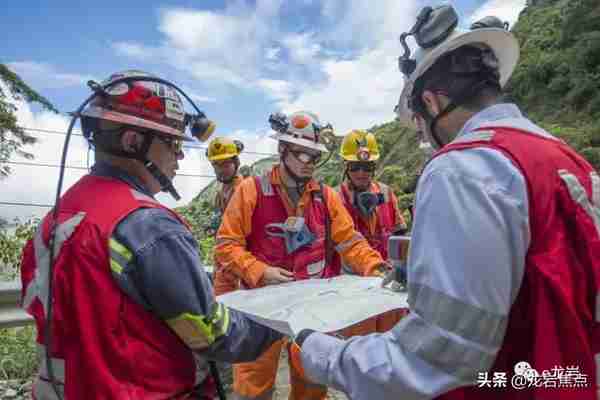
[18, 126, 278, 157]
[0, 201, 53, 208]
[5, 160, 217, 178]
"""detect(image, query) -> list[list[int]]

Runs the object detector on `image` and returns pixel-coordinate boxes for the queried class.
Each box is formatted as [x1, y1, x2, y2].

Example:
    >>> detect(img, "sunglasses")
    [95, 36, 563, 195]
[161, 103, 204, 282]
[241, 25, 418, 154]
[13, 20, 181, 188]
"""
[155, 135, 184, 154]
[289, 149, 321, 164]
[348, 162, 376, 173]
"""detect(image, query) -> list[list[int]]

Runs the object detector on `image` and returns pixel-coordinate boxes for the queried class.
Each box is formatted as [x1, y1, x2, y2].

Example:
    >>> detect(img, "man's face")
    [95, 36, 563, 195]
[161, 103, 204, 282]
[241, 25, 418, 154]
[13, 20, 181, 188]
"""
[347, 162, 375, 191]
[211, 157, 237, 182]
[146, 133, 184, 193]
[283, 143, 321, 178]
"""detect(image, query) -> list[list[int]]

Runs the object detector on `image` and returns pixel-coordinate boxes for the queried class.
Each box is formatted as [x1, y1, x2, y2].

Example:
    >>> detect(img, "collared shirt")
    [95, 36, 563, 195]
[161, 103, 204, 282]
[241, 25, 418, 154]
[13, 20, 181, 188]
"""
[300, 104, 537, 399]
[92, 161, 280, 362]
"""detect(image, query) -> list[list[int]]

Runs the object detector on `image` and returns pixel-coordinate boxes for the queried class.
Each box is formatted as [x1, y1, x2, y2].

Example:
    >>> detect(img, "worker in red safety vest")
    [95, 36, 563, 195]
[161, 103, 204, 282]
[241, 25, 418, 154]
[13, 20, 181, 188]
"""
[215, 110, 390, 400]
[335, 129, 409, 336]
[290, 5, 600, 400]
[20, 70, 281, 400]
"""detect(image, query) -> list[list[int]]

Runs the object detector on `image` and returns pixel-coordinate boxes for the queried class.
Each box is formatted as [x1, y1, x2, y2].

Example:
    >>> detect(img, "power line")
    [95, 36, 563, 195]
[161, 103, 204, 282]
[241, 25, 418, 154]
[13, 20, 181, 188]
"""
[5, 160, 217, 179]
[0, 201, 53, 208]
[18, 126, 278, 157]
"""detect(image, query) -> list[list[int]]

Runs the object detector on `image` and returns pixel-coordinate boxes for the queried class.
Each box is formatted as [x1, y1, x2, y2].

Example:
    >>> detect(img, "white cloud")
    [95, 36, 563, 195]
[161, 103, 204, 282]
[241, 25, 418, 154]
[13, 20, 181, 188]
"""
[112, 42, 153, 61]
[257, 79, 294, 103]
[6, 62, 96, 90]
[265, 47, 281, 61]
[111, 1, 529, 140]
[281, 41, 404, 135]
[184, 89, 218, 104]
[470, 0, 527, 28]
[318, 0, 419, 50]
[281, 32, 321, 65]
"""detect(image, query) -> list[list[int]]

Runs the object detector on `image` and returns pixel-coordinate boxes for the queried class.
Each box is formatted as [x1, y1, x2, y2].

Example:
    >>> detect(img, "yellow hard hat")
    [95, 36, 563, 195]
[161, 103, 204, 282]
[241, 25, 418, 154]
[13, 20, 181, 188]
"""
[340, 130, 380, 161]
[206, 137, 243, 161]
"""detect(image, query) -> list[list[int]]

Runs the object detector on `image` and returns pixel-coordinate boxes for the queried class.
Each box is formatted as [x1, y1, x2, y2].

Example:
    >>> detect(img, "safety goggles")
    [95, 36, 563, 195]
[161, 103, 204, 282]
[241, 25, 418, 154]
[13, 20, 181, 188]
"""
[155, 135, 184, 155]
[289, 148, 321, 164]
[348, 162, 376, 173]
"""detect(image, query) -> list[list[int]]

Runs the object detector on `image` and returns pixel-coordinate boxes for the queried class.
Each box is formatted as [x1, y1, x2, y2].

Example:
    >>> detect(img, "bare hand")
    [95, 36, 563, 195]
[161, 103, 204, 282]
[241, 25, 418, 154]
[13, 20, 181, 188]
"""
[262, 266, 294, 285]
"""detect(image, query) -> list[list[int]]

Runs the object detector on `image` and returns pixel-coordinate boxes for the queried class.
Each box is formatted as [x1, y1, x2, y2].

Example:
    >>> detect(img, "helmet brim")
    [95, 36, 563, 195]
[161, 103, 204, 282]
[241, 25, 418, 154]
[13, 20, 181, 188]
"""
[81, 106, 194, 141]
[208, 153, 238, 161]
[270, 133, 329, 152]
[395, 28, 519, 126]
[341, 154, 381, 162]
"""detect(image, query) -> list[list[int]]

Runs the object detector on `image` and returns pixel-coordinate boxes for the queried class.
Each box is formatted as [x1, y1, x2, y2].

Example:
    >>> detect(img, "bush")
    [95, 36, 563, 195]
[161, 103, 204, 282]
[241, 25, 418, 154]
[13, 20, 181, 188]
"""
[0, 326, 37, 380]
[0, 218, 38, 281]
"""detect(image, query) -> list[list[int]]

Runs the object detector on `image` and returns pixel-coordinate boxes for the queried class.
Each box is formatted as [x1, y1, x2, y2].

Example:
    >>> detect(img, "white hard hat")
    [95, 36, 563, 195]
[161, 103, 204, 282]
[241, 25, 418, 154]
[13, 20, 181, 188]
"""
[269, 111, 329, 152]
[395, 6, 519, 125]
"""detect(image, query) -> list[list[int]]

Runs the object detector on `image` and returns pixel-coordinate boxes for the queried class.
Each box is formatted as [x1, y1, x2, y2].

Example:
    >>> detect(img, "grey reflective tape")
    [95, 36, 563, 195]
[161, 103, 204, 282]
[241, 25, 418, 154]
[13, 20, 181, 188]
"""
[215, 237, 243, 247]
[452, 130, 495, 144]
[334, 232, 364, 253]
[408, 283, 507, 349]
[37, 344, 66, 382]
[258, 174, 274, 196]
[34, 378, 65, 400]
[591, 172, 600, 207]
[341, 260, 357, 275]
[23, 213, 86, 313]
[595, 353, 600, 397]
[397, 314, 496, 383]
[596, 292, 600, 323]
[232, 387, 275, 400]
[379, 183, 390, 203]
[306, 259, 325, 277]
[559, 170, 600, 236]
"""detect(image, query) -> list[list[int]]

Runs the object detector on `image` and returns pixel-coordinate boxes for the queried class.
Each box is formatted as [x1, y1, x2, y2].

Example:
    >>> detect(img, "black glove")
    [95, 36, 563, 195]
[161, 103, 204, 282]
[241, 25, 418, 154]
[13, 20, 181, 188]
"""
[381, 263, 407, 291]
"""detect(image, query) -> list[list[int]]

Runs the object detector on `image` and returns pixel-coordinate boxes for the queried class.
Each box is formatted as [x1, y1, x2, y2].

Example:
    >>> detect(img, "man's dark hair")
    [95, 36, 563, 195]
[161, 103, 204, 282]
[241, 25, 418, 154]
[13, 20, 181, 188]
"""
[412, 45, 503, 114]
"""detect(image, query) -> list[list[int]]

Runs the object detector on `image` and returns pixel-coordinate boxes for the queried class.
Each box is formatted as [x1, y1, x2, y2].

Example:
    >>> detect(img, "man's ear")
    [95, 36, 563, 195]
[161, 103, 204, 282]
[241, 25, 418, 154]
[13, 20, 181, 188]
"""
[421, 90, 443, 117]
[120, 130, 144, 153]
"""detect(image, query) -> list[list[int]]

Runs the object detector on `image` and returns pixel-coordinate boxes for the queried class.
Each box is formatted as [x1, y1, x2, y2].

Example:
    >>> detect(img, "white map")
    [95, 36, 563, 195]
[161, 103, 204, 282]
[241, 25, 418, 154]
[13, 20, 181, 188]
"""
[217, 275, 409, 336]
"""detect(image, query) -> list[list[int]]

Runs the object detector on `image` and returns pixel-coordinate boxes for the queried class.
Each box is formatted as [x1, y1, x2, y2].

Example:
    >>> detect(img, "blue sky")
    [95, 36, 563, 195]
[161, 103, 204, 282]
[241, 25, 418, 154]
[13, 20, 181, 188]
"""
[1, 0, 526, 221]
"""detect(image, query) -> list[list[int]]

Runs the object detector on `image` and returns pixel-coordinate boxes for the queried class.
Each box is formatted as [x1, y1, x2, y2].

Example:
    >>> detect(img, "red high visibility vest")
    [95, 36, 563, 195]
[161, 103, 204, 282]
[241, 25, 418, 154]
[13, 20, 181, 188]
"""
[21, 175, 214, 400]
[339, 182, 397, 259]
[434, 126, 600, 399]
[245, 173, 340, 283]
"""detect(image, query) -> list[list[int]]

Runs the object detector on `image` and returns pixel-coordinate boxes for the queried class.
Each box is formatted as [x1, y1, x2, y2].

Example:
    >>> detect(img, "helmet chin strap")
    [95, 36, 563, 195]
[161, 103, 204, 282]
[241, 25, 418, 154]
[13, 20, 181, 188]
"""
[95, 131, 182, 200]
[421, 78, 497, 149]
[144, 160, 181, 200]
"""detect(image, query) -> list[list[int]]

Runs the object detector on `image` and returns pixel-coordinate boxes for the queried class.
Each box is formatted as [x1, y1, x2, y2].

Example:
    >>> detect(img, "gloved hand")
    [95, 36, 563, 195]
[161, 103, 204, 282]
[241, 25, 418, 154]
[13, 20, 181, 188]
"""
[369, 261, 392, 277]
[288, 329, 316, 380]
[381, 263, 407, 292]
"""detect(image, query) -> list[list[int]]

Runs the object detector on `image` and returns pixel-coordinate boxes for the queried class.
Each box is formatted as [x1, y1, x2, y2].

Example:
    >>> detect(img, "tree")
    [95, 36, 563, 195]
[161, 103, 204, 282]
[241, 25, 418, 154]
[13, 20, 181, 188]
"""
[0, 64, 58, 178]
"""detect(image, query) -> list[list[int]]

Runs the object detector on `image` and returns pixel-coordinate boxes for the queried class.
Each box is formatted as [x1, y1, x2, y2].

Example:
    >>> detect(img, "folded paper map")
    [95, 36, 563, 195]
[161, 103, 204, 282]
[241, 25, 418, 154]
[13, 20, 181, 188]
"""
[217, 275, 409, 336]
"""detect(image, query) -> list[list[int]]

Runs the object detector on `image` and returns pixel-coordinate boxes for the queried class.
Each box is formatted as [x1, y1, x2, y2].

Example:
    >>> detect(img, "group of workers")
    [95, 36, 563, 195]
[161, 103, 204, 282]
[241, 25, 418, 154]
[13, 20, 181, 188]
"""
[208, 114, 409, 399]
[19, 4, 599, 400]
